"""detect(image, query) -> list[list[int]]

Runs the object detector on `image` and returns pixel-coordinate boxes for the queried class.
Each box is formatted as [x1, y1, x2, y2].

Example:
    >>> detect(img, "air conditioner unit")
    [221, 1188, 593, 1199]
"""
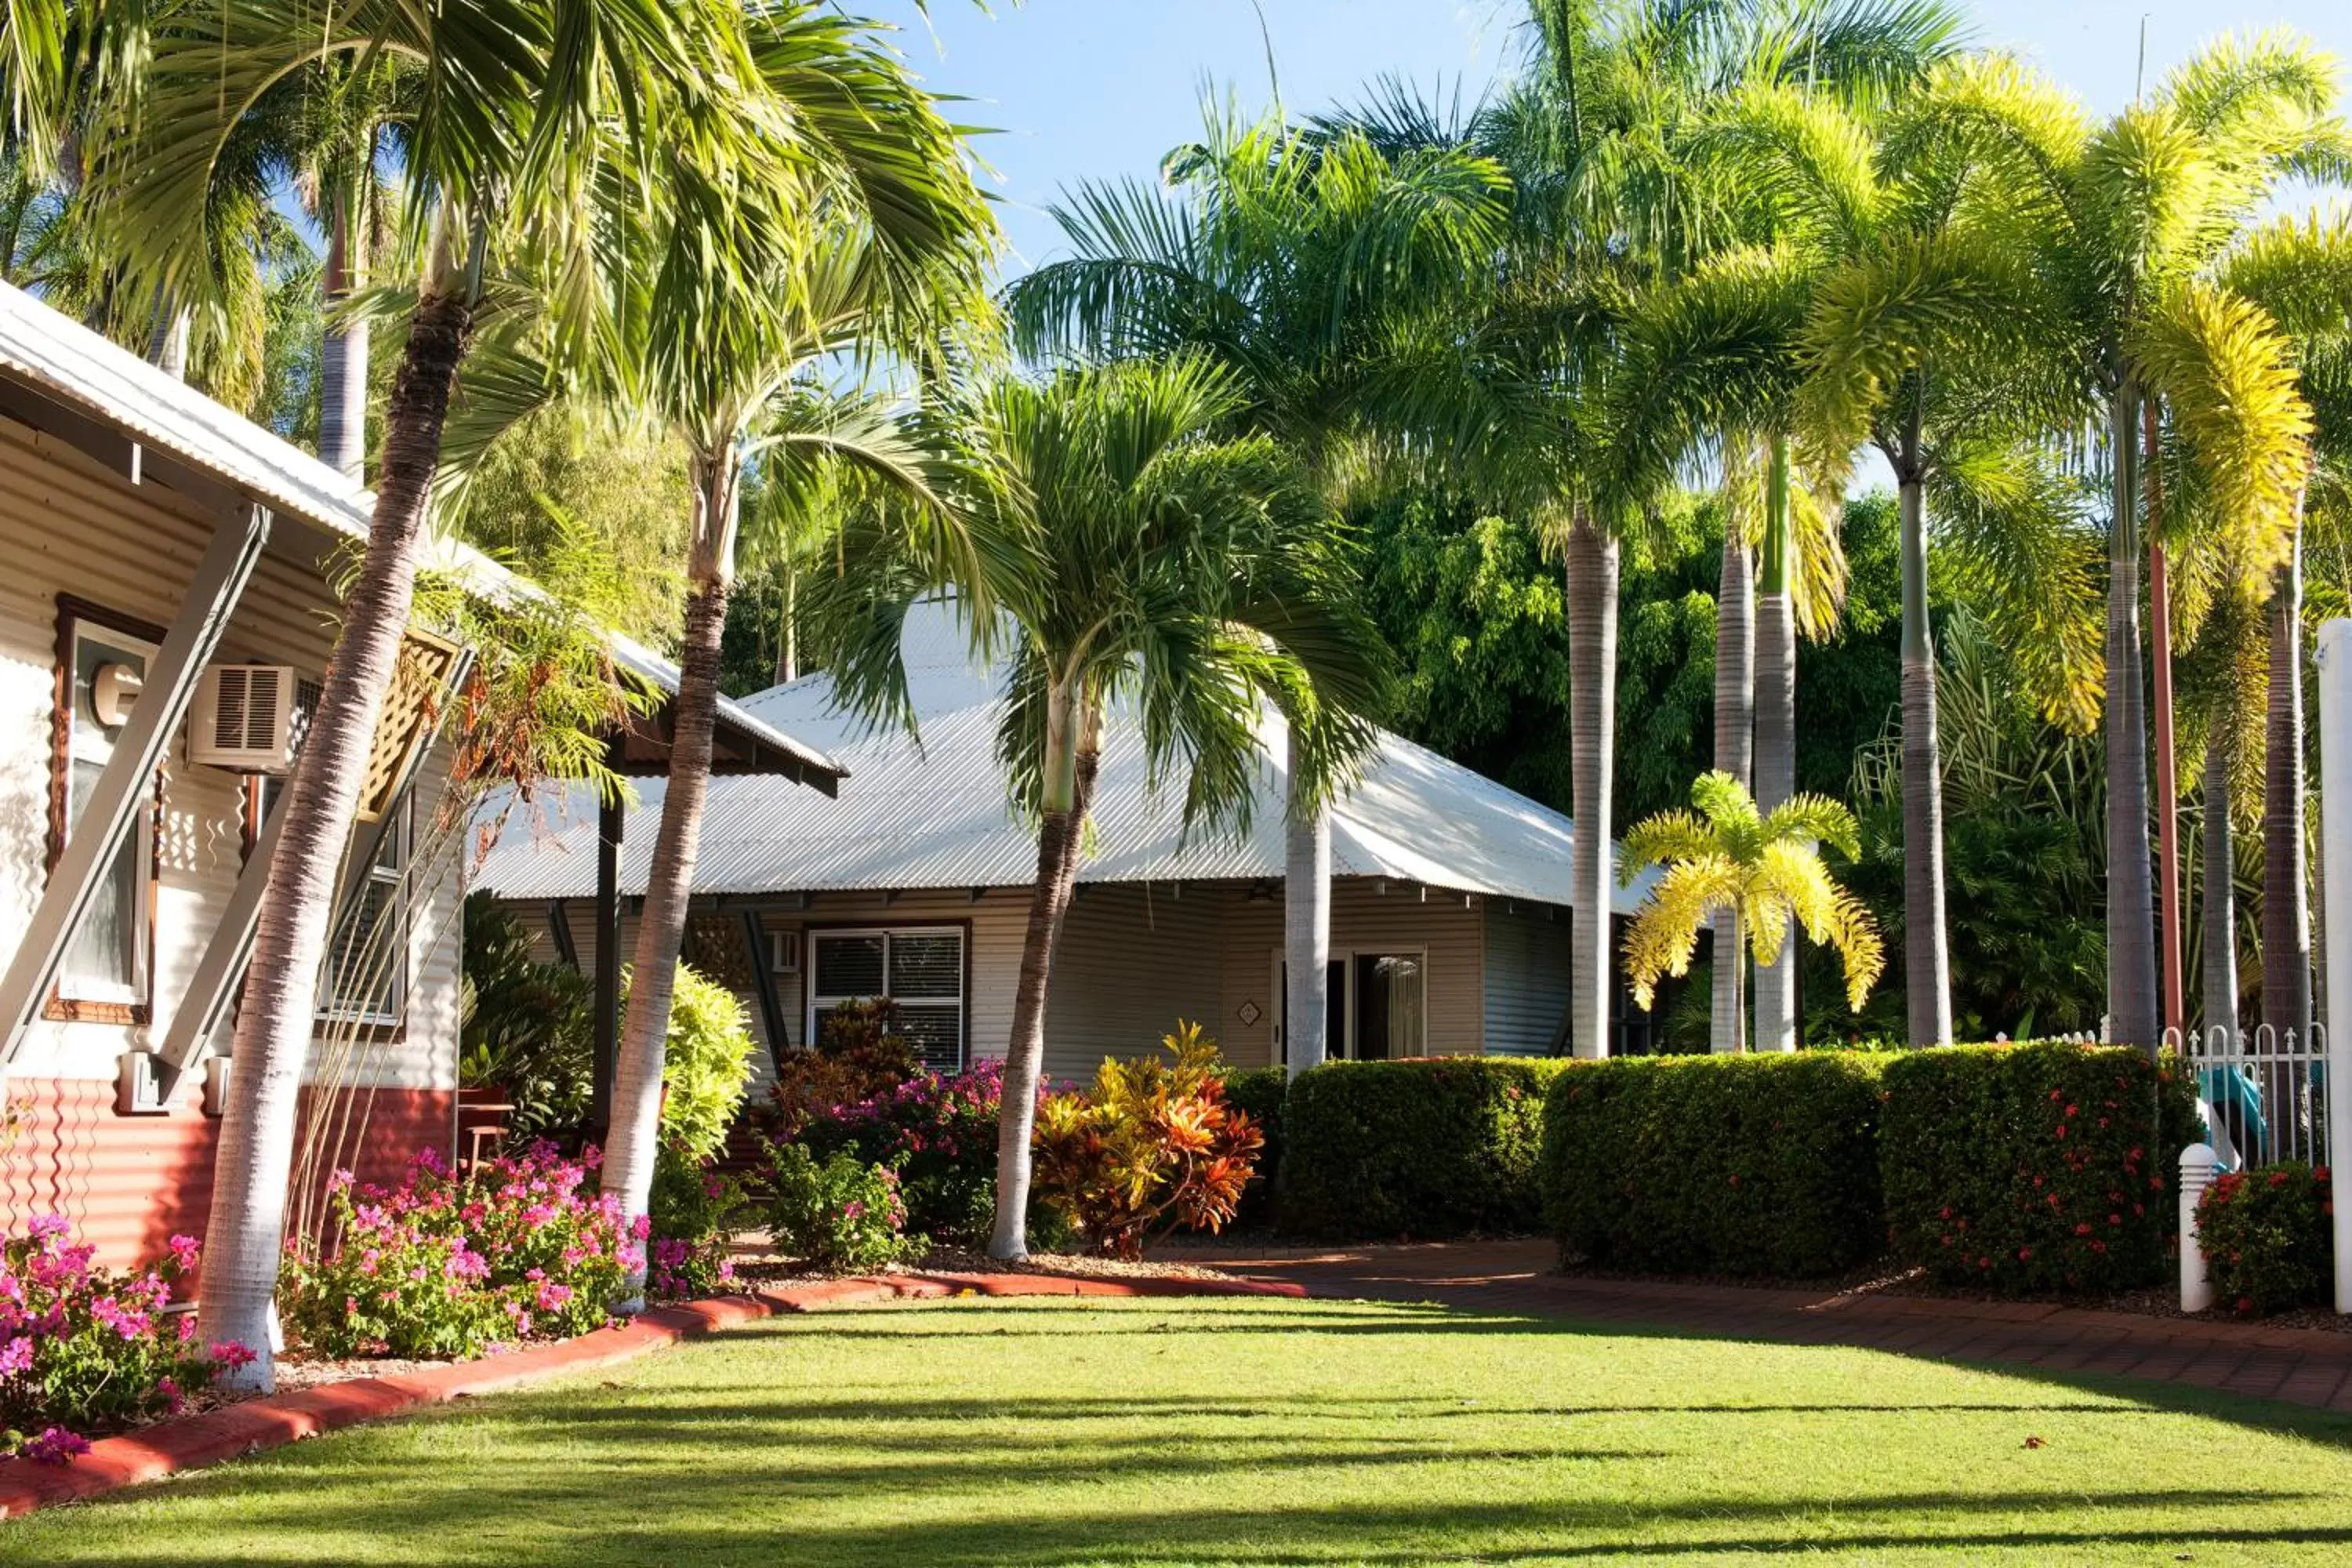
[189, 663, 300, 773]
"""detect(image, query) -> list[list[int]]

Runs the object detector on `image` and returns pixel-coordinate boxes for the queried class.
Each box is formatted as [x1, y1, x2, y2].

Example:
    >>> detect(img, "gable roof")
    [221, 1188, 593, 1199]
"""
[0, 280, 841, 789]
[474, 598, 1648, 915]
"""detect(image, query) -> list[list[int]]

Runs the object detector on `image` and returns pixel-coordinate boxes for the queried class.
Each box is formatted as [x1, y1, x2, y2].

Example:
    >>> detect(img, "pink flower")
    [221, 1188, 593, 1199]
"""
[21, 1426, 90, 1465]
[209, 1340, 258, 1371]
[25, 1214, 71, 1247]
[0, 1335, 32, 1376]
[165, 1234, 201, 1272]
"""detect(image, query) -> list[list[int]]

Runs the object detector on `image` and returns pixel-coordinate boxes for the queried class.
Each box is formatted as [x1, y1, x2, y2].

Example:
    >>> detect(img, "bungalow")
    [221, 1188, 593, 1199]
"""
[476, 598, 1654, 1087]
[0, 281, 841, 1266]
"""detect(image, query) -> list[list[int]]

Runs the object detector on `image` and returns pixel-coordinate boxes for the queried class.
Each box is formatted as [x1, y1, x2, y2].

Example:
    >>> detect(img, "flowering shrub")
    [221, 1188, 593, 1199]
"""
[759, 1144, 913, 1272]
[1032, 1023, 1264, 1259]
[2197, 1162, 2333, 1316]
[1880, 1043, 2199, 1296]
[281, 1143, 641, 1359]
[791, 1059, 1030, 1247]
[647, 1145, 742, 1301]
[0, 1218, 243, 1464]
[764, 1000, 922, 1138]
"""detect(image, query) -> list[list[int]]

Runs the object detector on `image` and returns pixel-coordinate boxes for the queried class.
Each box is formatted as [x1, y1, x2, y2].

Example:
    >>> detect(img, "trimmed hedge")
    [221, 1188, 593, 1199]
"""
[1221, 1067, 1289, 1229]
[1880, 1043, 2198, 1296]
[1540, 1053, 1888, 1278]
[1277, 1058, 1570, 1238]
[2197, 1161, 2334, 1316]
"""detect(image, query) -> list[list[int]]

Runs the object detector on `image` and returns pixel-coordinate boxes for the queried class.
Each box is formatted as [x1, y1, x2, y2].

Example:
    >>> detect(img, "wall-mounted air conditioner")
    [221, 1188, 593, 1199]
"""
[189, 663, 300, 773]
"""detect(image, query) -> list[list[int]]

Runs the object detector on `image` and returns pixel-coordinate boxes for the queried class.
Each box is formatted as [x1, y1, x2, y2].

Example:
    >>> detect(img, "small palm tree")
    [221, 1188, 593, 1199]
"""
[1619, 772, 1884, 1044]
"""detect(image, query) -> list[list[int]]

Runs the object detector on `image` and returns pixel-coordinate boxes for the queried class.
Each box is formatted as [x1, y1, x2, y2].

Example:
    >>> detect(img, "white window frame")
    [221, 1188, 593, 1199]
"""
[1271, 946, 1432, 1062]
[807, 926, 965, 1069]
[317, 793, 411, 1029]
[53, 613, 160, 1016]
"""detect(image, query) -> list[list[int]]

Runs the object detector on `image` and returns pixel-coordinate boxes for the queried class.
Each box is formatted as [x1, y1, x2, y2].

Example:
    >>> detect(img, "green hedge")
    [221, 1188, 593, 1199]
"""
[1540, 1053, 1888, 1278]
[1880, 1044, 2198, 1295]
[1221, 1067, 1288, 1230]
[2198, 1161, 2334, 1316]
[1277, 1058, 1570, 1238]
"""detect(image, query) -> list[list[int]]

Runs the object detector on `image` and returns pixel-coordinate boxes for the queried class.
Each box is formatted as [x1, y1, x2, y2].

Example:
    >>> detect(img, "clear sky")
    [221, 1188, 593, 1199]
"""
[887, 0, 2352, 278]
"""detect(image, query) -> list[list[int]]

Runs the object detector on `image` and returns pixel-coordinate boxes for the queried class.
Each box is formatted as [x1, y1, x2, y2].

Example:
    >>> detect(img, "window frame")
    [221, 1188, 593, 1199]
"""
[1271, 945, 1432, 1062]
[45, 596, 166, 1025]
[314, 789, 412, 1032]
[804, 923, 970, 1070]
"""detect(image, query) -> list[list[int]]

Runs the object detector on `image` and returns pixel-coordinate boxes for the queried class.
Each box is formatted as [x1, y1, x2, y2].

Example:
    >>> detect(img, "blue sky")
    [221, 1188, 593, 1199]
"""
[888, 1, 2352, 278]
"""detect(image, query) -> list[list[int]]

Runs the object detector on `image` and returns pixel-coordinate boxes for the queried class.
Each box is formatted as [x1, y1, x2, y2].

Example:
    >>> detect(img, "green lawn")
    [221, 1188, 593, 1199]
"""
[9, 1296, 2352, 1566]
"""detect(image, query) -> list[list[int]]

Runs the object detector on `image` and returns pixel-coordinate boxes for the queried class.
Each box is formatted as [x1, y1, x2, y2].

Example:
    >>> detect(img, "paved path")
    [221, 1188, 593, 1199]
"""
[1162, 1239, 2352, 1416]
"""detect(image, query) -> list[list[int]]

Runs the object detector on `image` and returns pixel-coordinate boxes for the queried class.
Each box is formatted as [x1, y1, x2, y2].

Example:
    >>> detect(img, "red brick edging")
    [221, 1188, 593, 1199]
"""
[0, 1269, 1303, 1520]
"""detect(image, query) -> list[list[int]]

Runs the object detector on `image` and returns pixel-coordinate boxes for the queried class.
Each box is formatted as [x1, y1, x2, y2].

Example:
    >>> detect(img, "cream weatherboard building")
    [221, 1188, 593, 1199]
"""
[477, 601, 1655, 1087]
[0, 281, 837, 1266]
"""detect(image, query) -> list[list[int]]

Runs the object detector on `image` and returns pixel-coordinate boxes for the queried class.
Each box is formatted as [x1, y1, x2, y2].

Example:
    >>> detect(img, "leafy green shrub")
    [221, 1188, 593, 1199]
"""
[760, 1145, 914, 1272]
[1033, 1023, 1264, 1258]
[640, 964, 758, 1163]
[1540, 1053, 1888, 1278]
[1222, 1066, 1287, 1228]
[764, 999, 921, 1137]
[648, 1146, 743, 1300]
[459, 891, 592, 1142]
[2197, 1162, 2333, 1316]
[1278, 1058, 1570, 1238]
[1879, 1043, 2198, 1296]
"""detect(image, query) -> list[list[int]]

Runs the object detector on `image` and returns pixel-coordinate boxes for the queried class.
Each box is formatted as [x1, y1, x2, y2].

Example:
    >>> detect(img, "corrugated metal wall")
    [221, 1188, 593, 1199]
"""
[1481, 899, 1571, 1056]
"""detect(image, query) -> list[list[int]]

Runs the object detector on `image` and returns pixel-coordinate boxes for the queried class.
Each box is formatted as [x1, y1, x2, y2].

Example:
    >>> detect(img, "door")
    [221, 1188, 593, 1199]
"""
[1272, 954, 1348, 1064]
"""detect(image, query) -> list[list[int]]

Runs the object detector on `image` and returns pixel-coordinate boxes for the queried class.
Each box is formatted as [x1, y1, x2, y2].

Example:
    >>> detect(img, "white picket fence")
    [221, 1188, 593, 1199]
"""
[2168, 1023, 2332, 1171]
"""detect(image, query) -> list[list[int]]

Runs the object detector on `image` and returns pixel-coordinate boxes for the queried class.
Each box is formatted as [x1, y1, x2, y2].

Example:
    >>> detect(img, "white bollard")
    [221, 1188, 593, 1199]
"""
[2179, 1143, 2219, 1314]
[2317, 621, 2352, 1313]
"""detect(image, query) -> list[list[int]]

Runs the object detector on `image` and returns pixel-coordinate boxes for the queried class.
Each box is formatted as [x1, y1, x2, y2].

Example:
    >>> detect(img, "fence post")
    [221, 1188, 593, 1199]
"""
[2179, 1143, 2218, 1313]
[2318, 621, 2352, 1312]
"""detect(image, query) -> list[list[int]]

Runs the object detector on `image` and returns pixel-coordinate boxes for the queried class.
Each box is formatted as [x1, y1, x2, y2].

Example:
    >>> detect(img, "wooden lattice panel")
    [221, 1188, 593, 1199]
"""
[356, 630, 461, 823]
[684, 913, 756, 993]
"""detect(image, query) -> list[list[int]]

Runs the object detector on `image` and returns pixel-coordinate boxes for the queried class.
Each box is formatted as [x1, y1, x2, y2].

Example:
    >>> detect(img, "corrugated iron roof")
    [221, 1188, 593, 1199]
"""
[475, 599, 1650, 914]
[0, 281, 839, 786]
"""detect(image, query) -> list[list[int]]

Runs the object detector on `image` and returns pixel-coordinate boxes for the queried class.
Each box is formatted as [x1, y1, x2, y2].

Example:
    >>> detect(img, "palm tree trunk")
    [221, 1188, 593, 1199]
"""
[1753, 437, 1798, 1052]
[601, 448, 742, 1308]
[2145, 401, 2183, 1040]
[1283, 740, 1331, 1075]
[2202, 718, 2238, 1038]
[1896, 464, 1954, 1047]
[990, 685, 1099, 1259]
[1710, 524, 1755, 1054]
[1565, 505, 1620, 1058]
[2106, 383, 2160, 1051]
[319, 193, 369, 481]
[197, 267, 479, 1392]
[2263, 493, 2311, 1046]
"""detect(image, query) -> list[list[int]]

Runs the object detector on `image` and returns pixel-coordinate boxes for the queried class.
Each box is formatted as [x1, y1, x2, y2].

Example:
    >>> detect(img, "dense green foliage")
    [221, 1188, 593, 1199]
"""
[1221, 1067, 1289, 1228]
[1541, 1054, 1888, 1278]
[458, 893, 593, 1142]
[757, 1145, 914, 1273]
[1277, 1059, 1570, 1238]
[1879, 1045, 2198, 1296]
[616, 965, 758, 1165]
[2197, 1162, 2336, 1317]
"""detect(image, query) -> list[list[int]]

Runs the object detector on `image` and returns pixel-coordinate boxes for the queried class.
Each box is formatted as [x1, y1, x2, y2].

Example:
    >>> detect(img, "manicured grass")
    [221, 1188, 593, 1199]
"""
[8, 1296, 2352, 1565]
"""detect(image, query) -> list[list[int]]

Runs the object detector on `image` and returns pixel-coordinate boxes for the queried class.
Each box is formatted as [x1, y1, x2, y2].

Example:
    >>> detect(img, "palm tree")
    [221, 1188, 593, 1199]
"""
[1004, 102, 1501, 1074]
[1794, 56, 2110, 1046]
[815, 356, 1381, 1259]
[82, 0, 911, 1386]
[1947, 33, 2340, 1047]
[1619, 770, 1883, 1025]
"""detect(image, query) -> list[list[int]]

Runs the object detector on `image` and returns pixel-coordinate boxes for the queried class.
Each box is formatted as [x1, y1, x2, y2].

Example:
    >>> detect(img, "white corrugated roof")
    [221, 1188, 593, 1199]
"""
[0, 280, 840, 785]
[474, 598, 1648, 914]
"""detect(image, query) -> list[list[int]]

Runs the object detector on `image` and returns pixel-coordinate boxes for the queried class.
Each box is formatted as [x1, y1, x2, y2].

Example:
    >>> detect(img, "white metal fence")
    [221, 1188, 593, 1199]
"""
[2169, 1024, 2332, 1171]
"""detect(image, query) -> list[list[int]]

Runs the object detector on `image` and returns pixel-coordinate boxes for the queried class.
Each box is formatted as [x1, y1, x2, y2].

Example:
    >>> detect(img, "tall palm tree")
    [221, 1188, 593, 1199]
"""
[1004, 102, 1501, 1074]
[83, 0, 913, 1386]
[815, 356, 1382, 1259]
[1794, 56, 2110, 1045]
[1949, 32, 2341, 1047]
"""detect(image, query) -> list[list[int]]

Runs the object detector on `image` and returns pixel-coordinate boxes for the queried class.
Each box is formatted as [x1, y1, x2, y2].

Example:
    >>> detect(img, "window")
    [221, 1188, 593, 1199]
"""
[49, 601, 162, 1021]
[808, 927, 965, 1071]
[1274, 949, 1428, 1062]
[318, 796, 409, 1027]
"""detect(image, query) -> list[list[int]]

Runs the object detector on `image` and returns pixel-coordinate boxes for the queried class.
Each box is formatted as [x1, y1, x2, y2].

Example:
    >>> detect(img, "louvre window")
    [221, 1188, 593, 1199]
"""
[318, 797, 408, 1026]
[808, 927, 965, 1071]
[53, 610, 159, 1016]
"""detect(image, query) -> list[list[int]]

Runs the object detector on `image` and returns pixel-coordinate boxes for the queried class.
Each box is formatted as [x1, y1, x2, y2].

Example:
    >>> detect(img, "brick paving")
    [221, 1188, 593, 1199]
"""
[1164, 1238, 2352, 1414]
